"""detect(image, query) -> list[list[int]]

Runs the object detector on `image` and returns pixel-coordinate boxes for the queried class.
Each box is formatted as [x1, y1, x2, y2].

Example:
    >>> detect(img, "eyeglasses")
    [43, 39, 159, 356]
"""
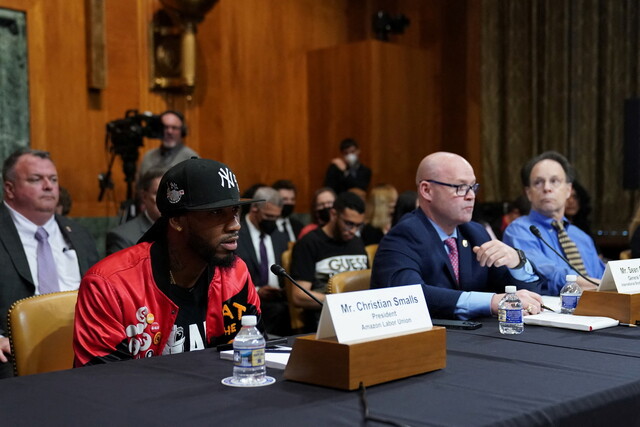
[530, 177, 565, 190]
[425, 180, 480, 197]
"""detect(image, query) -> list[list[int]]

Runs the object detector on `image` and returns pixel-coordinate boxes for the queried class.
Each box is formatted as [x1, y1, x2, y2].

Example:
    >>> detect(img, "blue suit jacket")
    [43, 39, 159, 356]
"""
[372, 209, 544, 319]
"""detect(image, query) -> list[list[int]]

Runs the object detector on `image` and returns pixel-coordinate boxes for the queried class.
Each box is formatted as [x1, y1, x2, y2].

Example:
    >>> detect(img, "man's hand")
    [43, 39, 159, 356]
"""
[257, 286, 284, 301]
[331, 157, 347, 172]
[473, 240, 521, 269]
[0, 337, 11, 363]
[491, 289, 544, 316]
[577, 276, 600, 291]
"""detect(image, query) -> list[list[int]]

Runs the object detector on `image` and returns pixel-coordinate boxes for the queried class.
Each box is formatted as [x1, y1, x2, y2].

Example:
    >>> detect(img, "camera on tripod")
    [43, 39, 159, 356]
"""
[99, 109, 164, 205]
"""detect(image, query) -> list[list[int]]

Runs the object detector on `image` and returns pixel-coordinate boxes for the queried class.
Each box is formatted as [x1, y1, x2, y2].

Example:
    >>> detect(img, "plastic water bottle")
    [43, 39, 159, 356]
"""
[560, 274, 582, 314]
[232, 315, 266, 384]
[498, 285, 524, 334]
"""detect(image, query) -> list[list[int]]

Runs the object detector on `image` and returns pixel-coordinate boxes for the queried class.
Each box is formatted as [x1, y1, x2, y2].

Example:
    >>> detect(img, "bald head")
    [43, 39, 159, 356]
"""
[416, 152, 477, 234]
[416, 152, 473, 186]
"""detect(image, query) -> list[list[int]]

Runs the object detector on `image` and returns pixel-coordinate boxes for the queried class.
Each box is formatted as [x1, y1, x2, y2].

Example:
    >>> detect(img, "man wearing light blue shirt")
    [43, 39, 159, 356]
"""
[372, 152, 545, 320]
[503, 151, 604, 295]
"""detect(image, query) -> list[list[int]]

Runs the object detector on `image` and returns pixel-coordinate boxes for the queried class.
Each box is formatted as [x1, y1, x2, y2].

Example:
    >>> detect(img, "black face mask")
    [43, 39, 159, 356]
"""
[259, 219, 278, 235]
[281, 204, 294, 218]
[316, 207, 331, 224]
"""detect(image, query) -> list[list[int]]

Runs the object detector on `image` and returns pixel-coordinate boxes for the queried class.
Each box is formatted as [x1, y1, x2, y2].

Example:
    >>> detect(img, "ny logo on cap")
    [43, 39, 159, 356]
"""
[166, 182, 185, 204]
[218, 167, 238, 189]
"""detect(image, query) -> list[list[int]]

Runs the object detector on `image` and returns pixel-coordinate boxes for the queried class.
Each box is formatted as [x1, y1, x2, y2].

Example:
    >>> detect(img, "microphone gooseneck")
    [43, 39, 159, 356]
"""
[270, 264, 324, 307]
[528, 225, 599, 286]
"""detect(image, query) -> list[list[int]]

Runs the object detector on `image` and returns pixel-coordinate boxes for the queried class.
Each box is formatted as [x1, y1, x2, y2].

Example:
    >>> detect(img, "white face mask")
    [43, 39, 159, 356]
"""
[345, 153, 358, 166]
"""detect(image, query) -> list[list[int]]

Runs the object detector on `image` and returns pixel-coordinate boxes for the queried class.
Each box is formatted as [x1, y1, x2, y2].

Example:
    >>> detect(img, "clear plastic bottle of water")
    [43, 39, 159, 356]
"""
[498, 285, 524, 334]
[232, 315, 266, 384]
[560, 274, 582, 314]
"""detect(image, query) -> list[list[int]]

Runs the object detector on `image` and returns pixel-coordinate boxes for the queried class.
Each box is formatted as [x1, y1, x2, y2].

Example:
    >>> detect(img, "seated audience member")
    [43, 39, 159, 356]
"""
[361, 184, 398, 245]
[391, 190, 418, 226]
[236, 187, 291, 336]
[105, 168, 165, 255]
[291, 192, 368, 332]
[56, 186, 72, 216]
[241, 182, 266, 217]
[564, 180, 593, 237]
[630, 206, 640, 258]
[372, 152, 544, 320]
[323, 138, 372, 194]
[138, 110, 198, 178]
[500, 195, 530, 235]
[73, 159, 262, 366]
[298, 187, 336, 239]
[272, 179, 304, 242]
[503, 151, 604, 295]
[0, 149, 99, 378]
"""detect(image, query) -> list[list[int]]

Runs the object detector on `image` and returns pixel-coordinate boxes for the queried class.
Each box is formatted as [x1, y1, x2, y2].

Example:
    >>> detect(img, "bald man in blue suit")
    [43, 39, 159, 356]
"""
[372, 152, 545, 320]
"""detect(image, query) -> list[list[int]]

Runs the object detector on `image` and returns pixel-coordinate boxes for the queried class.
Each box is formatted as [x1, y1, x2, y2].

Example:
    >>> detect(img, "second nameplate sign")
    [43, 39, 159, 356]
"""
[317, 284, 432, 344]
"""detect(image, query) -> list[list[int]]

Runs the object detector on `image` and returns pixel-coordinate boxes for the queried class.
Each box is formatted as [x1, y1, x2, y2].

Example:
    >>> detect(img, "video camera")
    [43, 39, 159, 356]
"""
[99, 109, 165, 203]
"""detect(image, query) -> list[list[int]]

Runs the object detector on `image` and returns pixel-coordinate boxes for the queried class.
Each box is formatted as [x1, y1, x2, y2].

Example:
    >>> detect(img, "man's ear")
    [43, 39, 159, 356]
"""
[169, 216, 184, 232]
[419, 180, 431, 202]
[4, 181, 14, 201]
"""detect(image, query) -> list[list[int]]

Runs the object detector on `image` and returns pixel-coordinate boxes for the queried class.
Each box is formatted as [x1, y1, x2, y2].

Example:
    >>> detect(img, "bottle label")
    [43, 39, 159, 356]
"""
[561, 295, 580, 310]
[498, 308, 522, 324]
[233, 348, 265, 368]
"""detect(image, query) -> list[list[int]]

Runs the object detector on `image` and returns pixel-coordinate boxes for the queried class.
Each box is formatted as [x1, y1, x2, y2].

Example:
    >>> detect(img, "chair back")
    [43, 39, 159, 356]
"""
[281, 248, 305, 331]
[8, 290, 78, 376]
[620, 249, 632, 260]
[328, 269, 372, 294]
[365, 244, 378, 265]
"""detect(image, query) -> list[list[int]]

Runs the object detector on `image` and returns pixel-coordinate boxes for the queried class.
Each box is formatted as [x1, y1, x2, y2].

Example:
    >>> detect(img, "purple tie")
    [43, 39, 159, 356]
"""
[35, 227, 60, 294]
[259, 233, 269, 287]
[444, 237, 459, 284]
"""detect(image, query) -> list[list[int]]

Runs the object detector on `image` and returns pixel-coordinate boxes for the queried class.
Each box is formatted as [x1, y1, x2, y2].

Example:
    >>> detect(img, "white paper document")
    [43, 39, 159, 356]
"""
[523, 312, 618, 331]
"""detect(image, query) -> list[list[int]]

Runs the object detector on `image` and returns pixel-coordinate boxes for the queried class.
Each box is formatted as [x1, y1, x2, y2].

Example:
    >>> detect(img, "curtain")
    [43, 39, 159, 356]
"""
[482, 0, 640, 231]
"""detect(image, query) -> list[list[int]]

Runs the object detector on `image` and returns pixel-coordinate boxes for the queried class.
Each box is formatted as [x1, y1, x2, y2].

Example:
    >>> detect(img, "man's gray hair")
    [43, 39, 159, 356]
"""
[252, 186, 283, 208]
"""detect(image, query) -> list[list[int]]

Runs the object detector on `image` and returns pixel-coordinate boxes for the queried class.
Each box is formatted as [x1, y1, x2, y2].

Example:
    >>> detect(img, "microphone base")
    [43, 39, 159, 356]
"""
[574, 290, 640, 324]
[283, 327, 446, 390]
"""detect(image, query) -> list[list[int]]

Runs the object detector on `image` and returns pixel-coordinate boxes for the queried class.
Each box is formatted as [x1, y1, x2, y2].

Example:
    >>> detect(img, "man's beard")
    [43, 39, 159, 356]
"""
[187, 232, 237, 269]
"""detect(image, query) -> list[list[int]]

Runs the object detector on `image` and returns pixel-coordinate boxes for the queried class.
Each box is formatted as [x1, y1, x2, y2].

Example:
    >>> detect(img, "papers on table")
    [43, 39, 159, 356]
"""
[524, 312, 618, 331]
[220, 347, 291, 370]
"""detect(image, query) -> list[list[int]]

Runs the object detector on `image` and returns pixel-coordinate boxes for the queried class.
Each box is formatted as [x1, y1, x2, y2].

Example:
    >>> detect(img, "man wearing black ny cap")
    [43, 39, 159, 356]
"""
[74, 158, 263, 366]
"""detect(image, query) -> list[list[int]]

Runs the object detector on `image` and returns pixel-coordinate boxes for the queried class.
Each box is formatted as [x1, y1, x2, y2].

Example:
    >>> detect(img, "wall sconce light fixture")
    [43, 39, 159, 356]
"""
[150, 0, 219, 94]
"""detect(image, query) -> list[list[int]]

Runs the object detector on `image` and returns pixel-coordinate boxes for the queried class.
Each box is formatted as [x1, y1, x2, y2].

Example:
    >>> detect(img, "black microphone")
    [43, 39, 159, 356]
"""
[529, 225, 599, 286]
[270, 264, 324, 307]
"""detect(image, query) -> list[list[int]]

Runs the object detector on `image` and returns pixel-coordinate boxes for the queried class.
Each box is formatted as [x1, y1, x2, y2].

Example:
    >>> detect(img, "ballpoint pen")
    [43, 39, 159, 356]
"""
[541, 304, 556, 312]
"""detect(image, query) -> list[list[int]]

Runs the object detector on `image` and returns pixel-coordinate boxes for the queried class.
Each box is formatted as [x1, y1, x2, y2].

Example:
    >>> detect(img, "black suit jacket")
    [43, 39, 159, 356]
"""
[105, 213, 154, 255]
[236, 217, 289, 287]
[0, 204, 99, 335]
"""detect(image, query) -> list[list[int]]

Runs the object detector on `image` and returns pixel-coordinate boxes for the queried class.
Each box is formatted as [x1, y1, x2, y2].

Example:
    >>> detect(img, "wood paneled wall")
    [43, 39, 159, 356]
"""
[0, 0, 479, 216]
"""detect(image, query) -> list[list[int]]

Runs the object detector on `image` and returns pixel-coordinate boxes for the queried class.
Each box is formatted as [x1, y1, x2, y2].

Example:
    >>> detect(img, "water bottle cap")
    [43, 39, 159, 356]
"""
[505, 285, 517, 293]
[241, 315, 257, 326]
[566, 274, 577, 281]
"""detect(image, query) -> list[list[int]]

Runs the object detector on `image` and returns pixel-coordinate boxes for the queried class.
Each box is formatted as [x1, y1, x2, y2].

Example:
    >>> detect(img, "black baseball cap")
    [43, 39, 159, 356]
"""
[156, 158, 259, 216]
[139, 158, 261, 243]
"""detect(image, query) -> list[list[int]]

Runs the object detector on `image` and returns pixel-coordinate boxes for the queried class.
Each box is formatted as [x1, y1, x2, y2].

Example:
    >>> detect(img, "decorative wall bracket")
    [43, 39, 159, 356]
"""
[150, 0, 218, 94]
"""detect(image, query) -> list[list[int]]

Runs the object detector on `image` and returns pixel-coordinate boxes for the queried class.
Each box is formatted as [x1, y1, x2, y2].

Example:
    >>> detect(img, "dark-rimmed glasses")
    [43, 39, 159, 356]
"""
[424, 180, 480, 197]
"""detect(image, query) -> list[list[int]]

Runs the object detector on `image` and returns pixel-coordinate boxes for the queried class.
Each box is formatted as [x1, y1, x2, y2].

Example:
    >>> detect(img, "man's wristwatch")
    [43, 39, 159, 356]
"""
[514, 249, 527, 269]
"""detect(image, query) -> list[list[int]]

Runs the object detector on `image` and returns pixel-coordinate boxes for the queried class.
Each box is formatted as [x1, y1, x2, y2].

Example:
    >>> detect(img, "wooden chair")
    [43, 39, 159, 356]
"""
[281, 247, 305, 332]
[327, 269, 372, 294]
[620, 249, 632, 260]
[7, 290, 78, 376]
[365, 244, 378, 265]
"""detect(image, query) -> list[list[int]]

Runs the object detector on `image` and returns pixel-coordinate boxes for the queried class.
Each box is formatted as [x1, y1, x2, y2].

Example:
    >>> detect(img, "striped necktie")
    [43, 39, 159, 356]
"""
[551, 220, 587, 275]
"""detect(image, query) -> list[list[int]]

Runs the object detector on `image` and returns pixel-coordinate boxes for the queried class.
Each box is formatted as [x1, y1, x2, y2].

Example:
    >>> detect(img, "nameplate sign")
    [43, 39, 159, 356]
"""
[316, 284, 432, 344]
[599, 259, 640, 294]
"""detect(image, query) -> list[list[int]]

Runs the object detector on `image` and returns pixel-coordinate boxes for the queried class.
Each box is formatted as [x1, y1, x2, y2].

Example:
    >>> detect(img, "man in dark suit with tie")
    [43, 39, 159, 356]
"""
[372, 152, 545, 320]
[236, 186, 291, 336]
[0, 148, 99, 378]
[105, 167, 165, 255]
